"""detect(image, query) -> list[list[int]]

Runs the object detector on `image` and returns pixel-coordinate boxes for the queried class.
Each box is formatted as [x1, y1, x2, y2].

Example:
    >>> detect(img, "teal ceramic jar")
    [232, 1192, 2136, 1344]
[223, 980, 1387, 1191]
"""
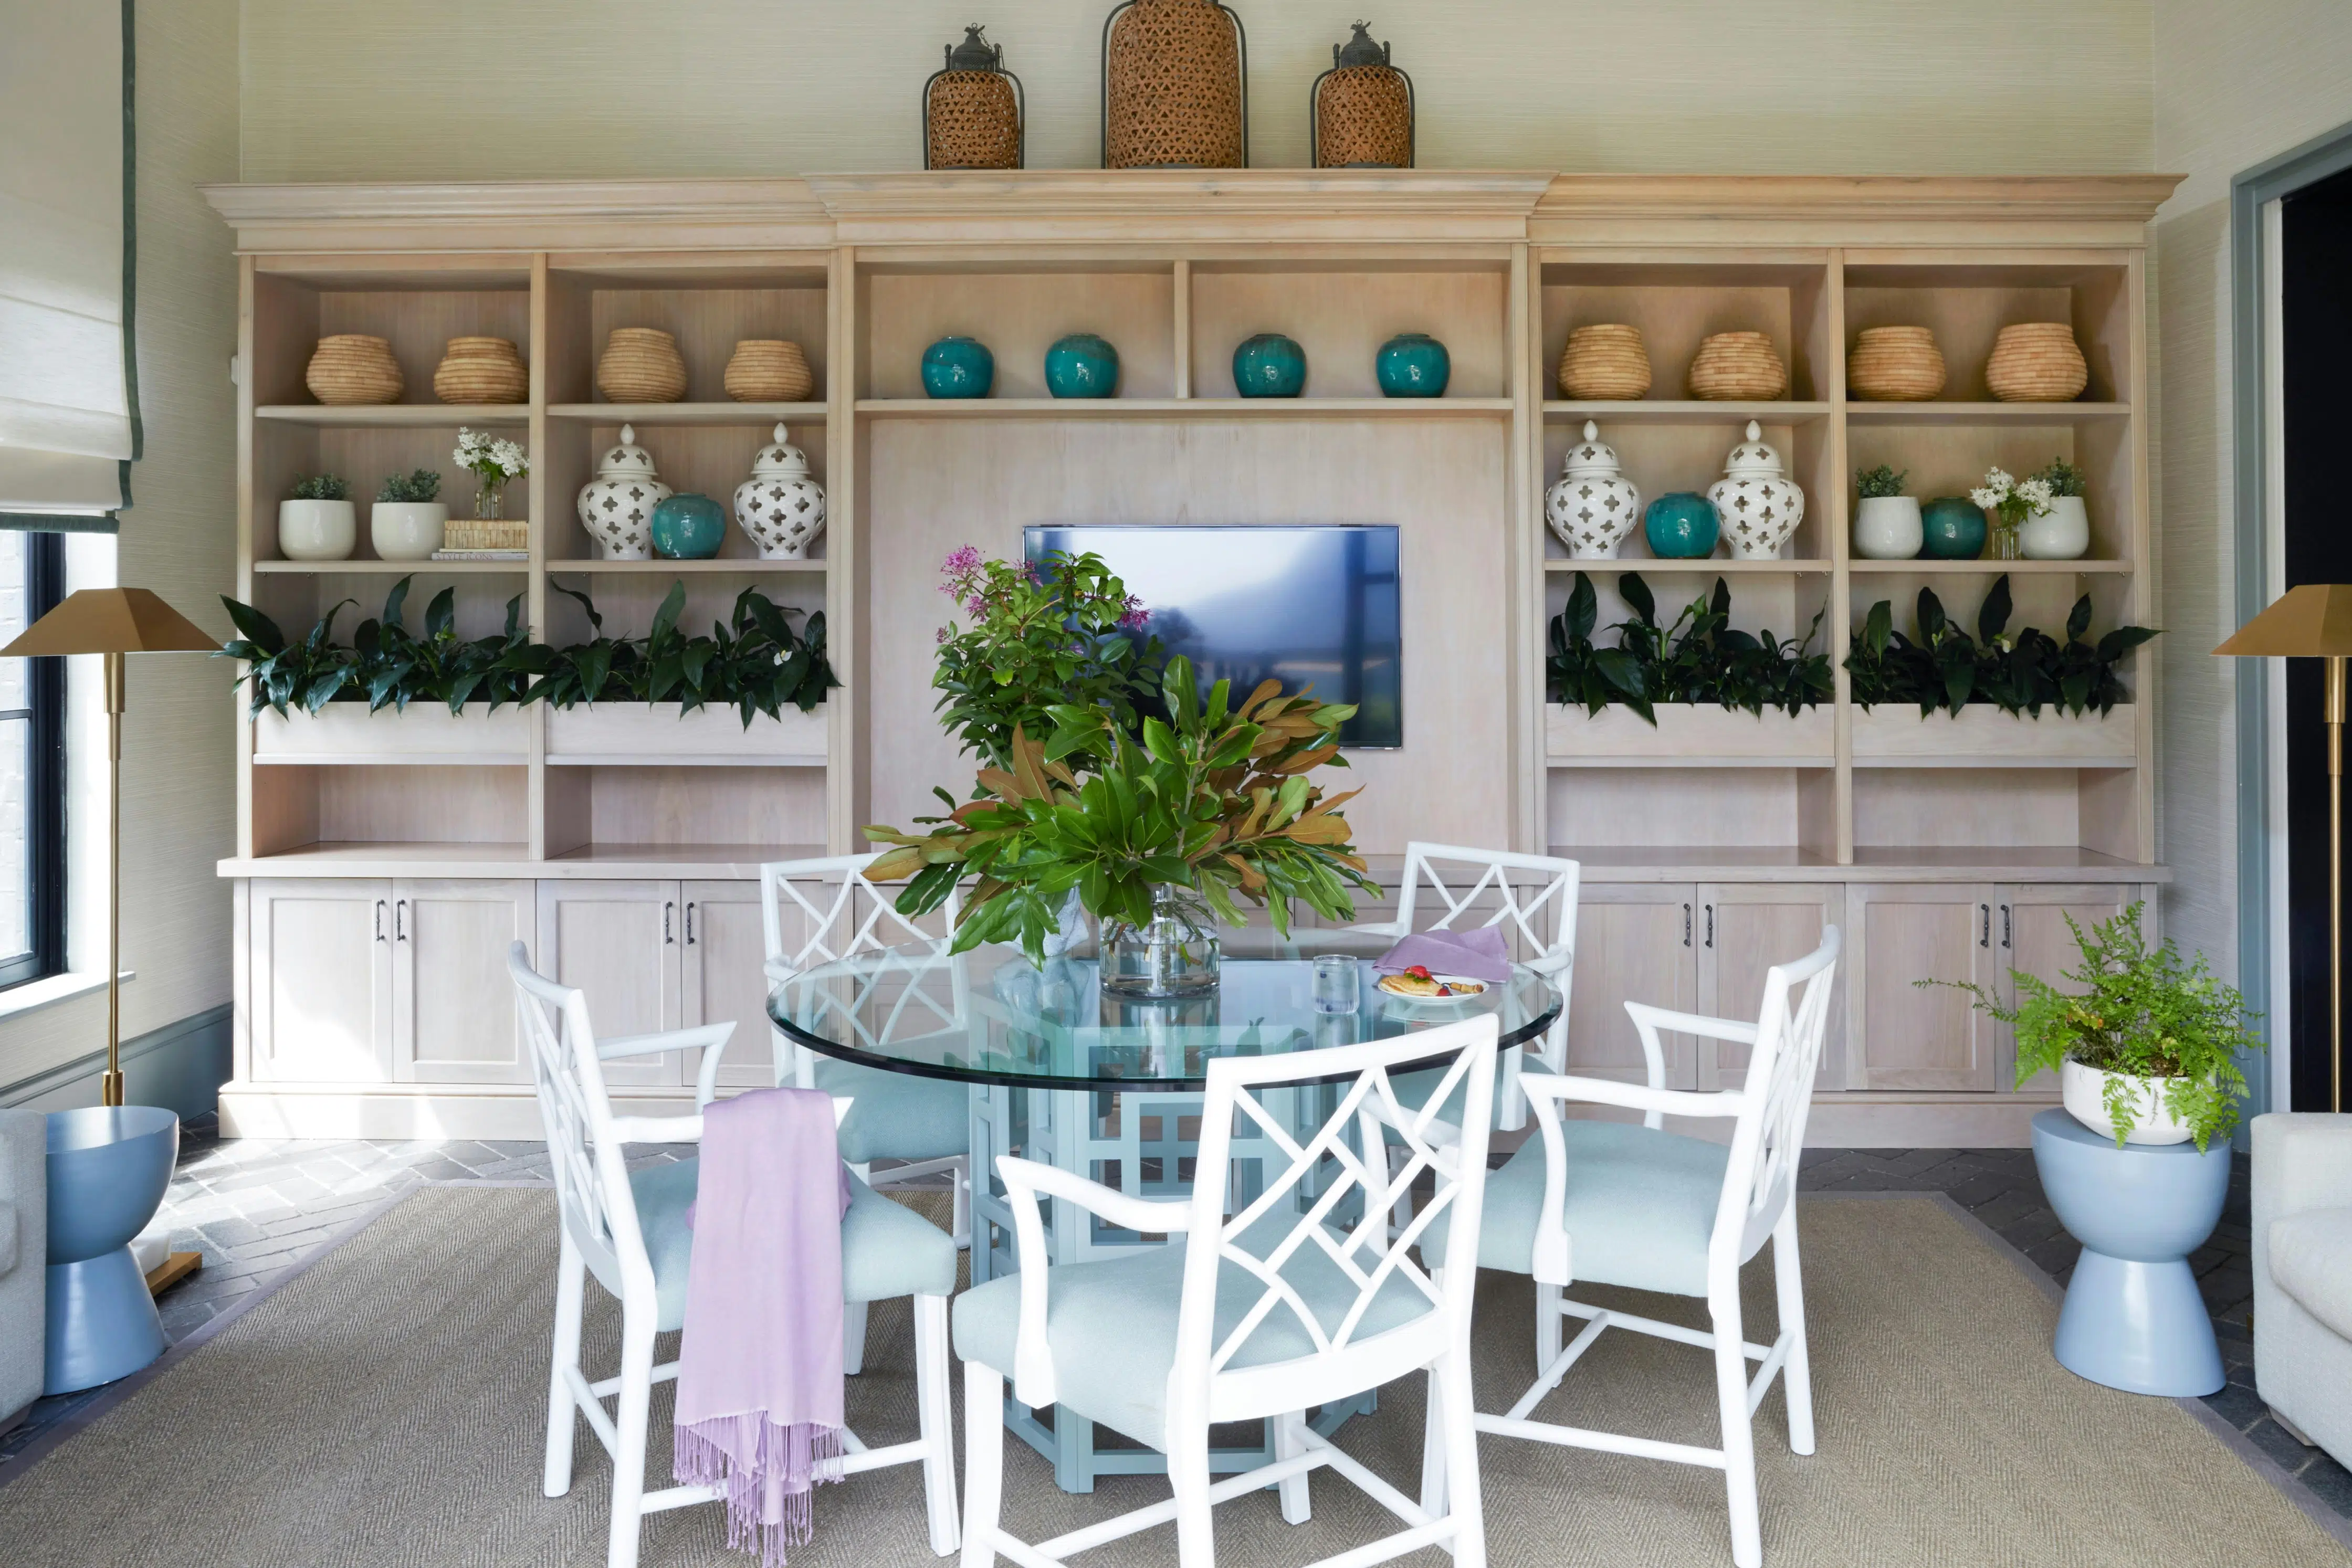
[1044, 333, 1120, 398]
[1643, 492, 1720, 559]
[1233, 333, 1307, 398]
[650, 492, 726, 560]
[921, 336, 994, 399]
[1376, 333, 1450, 397]
[1920, 497, 1989, 560]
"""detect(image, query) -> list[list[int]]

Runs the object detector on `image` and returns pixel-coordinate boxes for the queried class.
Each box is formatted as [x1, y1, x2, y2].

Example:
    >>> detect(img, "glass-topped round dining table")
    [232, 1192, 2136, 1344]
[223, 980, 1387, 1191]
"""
[766, 925, 1563, 1493]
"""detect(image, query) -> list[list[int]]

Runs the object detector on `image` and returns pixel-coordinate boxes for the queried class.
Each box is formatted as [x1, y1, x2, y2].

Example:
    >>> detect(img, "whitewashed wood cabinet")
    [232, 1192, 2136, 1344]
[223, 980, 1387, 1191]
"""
[249, 879, 393, 1084]
[534, 881, 685, 1088]
[393, 879, 535, 1085]
[679, 880, 778, 1090]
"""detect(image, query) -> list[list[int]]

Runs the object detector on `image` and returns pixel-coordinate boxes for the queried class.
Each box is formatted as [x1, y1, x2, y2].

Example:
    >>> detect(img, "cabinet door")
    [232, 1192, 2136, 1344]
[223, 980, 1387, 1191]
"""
[1562, 885, 1698, 1087]
[1996, 883, 2144, 1093]
[1847, 883, 1999, 1091]
[681, 880, 781, 1090]
[535, 881, 683, 1087]
[249, 879, 392, 1083]
[392, 879, 536, 1085]
[1697, 883, 1845, 1092]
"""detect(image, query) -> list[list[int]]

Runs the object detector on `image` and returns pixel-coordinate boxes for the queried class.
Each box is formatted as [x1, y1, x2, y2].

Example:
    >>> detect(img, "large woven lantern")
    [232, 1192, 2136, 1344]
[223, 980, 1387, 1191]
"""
[1311, 22, 1413, 169]
[1101, 0, 1248, 170]
[924, 25, 1024, 171]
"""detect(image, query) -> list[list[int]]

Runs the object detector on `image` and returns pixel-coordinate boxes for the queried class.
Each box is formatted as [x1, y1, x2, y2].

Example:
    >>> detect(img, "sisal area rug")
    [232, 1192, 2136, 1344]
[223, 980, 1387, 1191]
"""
[0, 1186, 2343, 1567]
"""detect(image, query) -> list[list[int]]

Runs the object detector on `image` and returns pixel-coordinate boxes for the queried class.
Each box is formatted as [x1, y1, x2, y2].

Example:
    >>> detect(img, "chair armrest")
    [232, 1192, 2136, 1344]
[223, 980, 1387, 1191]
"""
[1625, 1001, 1755, 1103]
[1521, 1069, 1745, 1124]
[764, 956, 798, 986]
[996, 1155, 1190, 1408]
[1347, 919, 1409, 939]
[1527, 949, 1574, 978]
[599, 1023, 736, 1110]
[605, 1114, 704, 1145]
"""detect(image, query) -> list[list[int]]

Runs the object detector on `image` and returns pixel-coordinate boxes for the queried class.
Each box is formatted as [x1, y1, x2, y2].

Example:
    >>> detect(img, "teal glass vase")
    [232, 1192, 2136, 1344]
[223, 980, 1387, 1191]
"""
[921, 336, 994, 399]
[1376, 333, 1450, 397]
[1044, 333, 1120, 398]
[649, 493, 726, 560]
[1233, 333, 1307, 398]
[1920, 497, 1989, 559]
[1643, 492, 1720, 559]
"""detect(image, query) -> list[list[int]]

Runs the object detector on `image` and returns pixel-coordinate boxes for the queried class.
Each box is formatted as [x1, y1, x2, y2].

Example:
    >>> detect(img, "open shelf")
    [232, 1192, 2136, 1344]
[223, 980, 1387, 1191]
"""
[548, 402, 826, 426]
[853, 397, 1514, 420]
[546, 557, 824, 574]
[1545, 557, 1832, 574]
[256, 404, 528, 427]
[1846, 558, 2133, 574]
[252, 559, 530, 575]
[1545, 401, 1832, 425]
[1843, 402, 2129, 426]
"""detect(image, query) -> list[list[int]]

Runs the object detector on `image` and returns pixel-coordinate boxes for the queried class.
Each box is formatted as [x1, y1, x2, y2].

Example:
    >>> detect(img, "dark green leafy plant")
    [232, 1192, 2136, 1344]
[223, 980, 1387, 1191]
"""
[1919, 903, 2262, 1150]
[217, 577, 532, 717]
[520, 582, 836, 721]
[1845, 576, 2158, 717]
[1546, 571, 1832, 722]
[287, 474, 348, 501]
[2034, 456, 2088, 499]
[1856, 464, 1908, 499]
[375, 469, 442, 503]
[865, 657, 1375, 966]
[218, 597, 361, 717]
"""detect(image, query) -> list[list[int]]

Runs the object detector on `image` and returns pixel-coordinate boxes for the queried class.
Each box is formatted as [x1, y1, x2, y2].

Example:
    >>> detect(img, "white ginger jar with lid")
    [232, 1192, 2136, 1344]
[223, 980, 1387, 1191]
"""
[1708, 419, 1807, 561]
[733, 423, 827, 560]
[575, 424, 670, 561]
[1546, 421, 1642, 559]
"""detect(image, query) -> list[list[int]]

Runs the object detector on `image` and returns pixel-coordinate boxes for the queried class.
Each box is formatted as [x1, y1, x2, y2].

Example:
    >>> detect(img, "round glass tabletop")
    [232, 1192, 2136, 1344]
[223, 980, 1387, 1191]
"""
[768, 927, 1562, 1090]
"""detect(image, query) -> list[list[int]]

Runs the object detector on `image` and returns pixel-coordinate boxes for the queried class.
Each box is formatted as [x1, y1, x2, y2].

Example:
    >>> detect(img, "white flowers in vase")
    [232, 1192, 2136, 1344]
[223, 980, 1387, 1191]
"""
[454, 427, 530, 520]
[1968, 467, 2053, 561]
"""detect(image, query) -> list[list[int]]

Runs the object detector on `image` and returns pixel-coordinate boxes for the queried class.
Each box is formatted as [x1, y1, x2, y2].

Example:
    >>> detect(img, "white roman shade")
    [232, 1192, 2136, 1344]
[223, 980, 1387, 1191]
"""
[0, 2, 135, 524]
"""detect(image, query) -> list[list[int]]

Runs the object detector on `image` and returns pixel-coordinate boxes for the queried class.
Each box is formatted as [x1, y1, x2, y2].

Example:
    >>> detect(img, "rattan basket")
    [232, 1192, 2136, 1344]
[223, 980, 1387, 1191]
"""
[1104, 0, 1245, 170]
[927, 70, 1022, 170]
[443, 518, 529, 552]
[722, 340, 815, 403]
[432, 336, 527, 404]
[1847, 325, 1946, 401]
[1313, 66, 1410, 169]
[1688, 332, 1789, 400]
[1984, 322, 2088, 402]
[1557, 324, 1652, 400]
[596, 328, 689, 404]
[305, 334, 403, 405]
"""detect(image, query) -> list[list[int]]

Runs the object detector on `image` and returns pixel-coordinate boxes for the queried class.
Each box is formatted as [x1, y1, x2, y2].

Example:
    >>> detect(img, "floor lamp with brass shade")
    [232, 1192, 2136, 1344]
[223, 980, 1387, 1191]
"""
[2215, 582, 2352, 1113]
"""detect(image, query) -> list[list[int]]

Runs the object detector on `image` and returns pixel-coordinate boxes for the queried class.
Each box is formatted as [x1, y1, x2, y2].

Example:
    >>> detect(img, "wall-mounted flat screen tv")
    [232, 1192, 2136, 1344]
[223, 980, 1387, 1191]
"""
[1024, 524, 1402, 749]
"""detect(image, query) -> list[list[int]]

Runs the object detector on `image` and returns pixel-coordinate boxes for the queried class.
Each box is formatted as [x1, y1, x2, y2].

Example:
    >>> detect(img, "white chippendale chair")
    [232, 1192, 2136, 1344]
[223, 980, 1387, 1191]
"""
[1428, 928, 1840, 1568]
[509, 943, 961, 1568]
[953, 1012, 1502, 1568]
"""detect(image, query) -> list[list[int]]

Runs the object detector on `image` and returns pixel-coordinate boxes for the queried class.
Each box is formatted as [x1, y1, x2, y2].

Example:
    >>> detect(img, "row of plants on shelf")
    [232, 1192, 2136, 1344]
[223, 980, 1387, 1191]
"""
[1546, 572, 1833, 720]
[217, 577, 836, 723]
[1845, 578, 2156, 717]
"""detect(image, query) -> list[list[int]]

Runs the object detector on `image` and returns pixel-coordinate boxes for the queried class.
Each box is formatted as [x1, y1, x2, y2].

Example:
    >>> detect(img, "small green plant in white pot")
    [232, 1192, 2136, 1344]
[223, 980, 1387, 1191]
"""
[2024, 456, 2091, 560]
[279, 473, 354, 561]
[370, 469, 446, 562]
[1924, 902, 2263, 1150]
[1852, 464, 1920, 560]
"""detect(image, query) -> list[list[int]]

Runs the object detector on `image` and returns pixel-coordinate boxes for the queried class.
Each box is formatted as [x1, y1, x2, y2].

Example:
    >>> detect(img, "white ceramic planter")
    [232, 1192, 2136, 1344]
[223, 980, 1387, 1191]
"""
[544, 701, 828, 765]
[2021, 494, 2091, 560]
[369, 502, 447, 562]
[1546, 702, 1833, 763]
[278, 499, 356, 562]
[1851, 704, 2136, 765]
[1853, 496, 1924, 560]
[252, 702, 530, 763]
[2062, 1059, 2198, 1145]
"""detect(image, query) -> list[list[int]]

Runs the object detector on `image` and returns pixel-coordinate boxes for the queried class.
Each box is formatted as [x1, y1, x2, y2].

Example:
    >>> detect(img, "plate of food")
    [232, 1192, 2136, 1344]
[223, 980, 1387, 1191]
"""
[1376, 965, 1489, 1006]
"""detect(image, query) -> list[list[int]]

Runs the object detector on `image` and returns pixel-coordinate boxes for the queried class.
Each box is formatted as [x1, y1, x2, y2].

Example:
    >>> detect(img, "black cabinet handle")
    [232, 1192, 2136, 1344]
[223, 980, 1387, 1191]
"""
[1683, 903, 1692, 948]
[664, 901, 675, 944]
[2001, 904, 2012, 950]
[685, 901, 697, 945]
[395, 899, 407, 942]
[1705, 904, 1715, 949]
[374, 899, 386, 943]
[1979, 903, 1990, 949]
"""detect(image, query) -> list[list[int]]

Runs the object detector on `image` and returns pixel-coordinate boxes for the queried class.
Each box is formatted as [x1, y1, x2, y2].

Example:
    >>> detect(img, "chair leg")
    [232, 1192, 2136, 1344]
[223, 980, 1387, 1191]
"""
[844, 1297, 870, 1377]
[1712, 1300, 1762, 1568]
[1167, 1416, 1217, 1568]
[608, 1310, 658, 1568]
[1419, 1362, 1450, 1521]
[1437, 1344, 1487, 1568]
[1535, 1281, 1562, 1372]
[1272, 1409, 1312, 1524]
[544, 1231, 587, 1498]
[914, 1295, 961, 1556]
[1498, 1044, 1527, 1133]
[952, 1155, 972, 1251]
[960, 1362, 1005, 1568]
[1772, 1207, 1815, 1458]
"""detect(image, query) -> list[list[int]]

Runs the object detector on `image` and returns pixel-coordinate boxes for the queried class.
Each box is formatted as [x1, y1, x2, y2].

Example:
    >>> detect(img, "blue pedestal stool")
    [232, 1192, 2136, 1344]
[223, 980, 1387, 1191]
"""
[2031, 1106, 2231, 1396]
[45, 1106, 178, 1395]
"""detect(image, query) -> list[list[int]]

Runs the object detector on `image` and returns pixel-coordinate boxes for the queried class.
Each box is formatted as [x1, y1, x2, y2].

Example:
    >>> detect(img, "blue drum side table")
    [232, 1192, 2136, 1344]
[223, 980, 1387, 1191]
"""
[46, 1105, 178, 1394]
[2030, 1106, 2231, 1396]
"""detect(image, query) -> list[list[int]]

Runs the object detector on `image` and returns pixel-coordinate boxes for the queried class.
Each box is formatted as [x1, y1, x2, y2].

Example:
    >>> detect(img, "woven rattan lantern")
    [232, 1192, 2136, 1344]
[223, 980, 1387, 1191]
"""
[924, 25, 1024, 171]
[1101, 0, 1247, 170]
[1311, 22, 1413, 169]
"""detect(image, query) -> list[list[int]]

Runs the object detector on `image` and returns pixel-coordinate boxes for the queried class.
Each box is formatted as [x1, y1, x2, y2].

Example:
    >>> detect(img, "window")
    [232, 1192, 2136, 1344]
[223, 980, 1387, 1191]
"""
[0, 531, 66, 988]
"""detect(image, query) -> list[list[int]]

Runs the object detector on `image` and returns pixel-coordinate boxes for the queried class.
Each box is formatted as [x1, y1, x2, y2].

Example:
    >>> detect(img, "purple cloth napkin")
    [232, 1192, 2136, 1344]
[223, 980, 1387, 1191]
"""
[674, 1087, 856, 1567]
[1376, 927, 1514, 985]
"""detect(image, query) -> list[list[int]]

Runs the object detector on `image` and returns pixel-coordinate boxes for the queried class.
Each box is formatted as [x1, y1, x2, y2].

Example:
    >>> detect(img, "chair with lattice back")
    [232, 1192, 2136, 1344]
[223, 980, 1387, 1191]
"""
[952, 1011, 1502, 1568]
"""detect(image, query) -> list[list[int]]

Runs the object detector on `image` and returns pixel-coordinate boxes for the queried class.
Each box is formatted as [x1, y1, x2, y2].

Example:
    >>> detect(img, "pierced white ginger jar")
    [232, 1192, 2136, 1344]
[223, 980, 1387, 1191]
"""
[575, 424, 670, 561]
[1546, 421, 1641, 559]
[1708, 420, 1806, 561]
[733, 423, 827, 560]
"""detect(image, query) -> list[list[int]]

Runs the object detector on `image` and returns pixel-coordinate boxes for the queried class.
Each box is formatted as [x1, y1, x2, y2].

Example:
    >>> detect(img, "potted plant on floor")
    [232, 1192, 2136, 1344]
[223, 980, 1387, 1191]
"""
[1924, 902, 2264, 1150]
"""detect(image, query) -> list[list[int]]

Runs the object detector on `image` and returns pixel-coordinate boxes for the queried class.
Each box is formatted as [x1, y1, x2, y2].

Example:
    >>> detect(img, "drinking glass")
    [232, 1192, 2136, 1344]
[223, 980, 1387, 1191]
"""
[1312, 953, 1360, 1014]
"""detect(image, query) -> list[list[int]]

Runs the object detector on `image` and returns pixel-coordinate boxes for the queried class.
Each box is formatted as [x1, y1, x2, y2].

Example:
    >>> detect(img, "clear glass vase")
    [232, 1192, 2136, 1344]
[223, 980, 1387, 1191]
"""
[1990, 514, 2023, 560]
[1098, 885, 1221, 998]
[474, 479, 505, 520]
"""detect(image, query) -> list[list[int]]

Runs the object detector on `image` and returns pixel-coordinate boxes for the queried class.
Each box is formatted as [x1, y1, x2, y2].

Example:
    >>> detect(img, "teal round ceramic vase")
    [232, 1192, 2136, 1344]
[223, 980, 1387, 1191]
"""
[1233, 333, 1307, 398]
[921, 336, 994, 399]
[1643, 492, 1720, 559]
[649, 492, 726, 560]
[1376, 333, 1451, 398]
[1920, 497, 1990, 560]
[1044, 333, 1120, 398]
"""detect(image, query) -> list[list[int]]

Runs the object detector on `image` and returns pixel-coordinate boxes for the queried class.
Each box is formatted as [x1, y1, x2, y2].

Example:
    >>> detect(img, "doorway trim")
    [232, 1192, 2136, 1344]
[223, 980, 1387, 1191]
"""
[2232, 119, 2352, 1115]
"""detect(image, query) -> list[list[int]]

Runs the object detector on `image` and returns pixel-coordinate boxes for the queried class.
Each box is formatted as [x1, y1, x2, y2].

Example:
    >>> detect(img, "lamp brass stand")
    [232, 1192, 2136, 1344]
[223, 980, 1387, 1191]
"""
[2217, 583, 2352, 1113]
[0, 589, 217, 1107]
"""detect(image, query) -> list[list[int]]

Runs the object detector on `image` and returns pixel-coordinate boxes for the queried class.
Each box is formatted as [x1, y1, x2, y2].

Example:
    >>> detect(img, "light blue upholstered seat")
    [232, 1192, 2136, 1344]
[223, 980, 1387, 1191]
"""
[631, 1156, 958, 1333]
[952, 1212, 1436, 1449]
[806, 1059, 969, 1167]
[1424, 1119, 1729, 1298]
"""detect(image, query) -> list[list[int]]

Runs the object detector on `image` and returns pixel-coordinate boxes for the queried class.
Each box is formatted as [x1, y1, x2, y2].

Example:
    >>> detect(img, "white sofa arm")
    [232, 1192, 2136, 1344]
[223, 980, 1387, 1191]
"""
[2253, 1112, 2352, 1305]
[0, 1106, 46, 1426]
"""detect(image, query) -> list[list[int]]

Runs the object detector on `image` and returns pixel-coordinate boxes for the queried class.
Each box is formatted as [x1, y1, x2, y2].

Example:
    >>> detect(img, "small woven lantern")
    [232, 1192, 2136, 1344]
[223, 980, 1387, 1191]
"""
[924, 25, 1024, 171]
[1101, 0, 1247, 170]
[1311, 22, 1412, 169]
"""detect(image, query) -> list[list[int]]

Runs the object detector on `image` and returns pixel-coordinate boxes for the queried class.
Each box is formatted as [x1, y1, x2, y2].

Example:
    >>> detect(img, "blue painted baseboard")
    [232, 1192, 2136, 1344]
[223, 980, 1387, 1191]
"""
[0, 1004, 232, 1120]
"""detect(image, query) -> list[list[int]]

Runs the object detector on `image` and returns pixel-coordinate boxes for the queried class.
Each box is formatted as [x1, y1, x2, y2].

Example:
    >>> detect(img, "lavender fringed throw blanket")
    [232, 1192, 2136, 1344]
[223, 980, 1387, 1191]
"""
[675, 1087, 855, 1566]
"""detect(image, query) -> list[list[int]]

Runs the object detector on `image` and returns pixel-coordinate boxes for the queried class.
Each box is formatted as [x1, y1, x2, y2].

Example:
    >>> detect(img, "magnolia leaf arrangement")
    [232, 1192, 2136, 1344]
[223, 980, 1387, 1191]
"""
[1919, 903, 2261, 1150]
[1547, 571, 1832, 721]
[1845, 576, 2157, 717]
[867, 655, 1376, 967]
